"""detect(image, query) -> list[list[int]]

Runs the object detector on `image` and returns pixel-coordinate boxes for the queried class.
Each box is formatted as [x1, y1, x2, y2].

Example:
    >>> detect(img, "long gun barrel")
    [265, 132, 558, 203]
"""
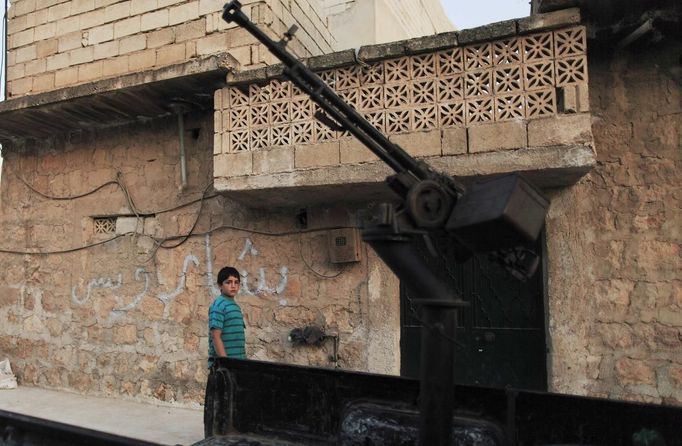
[221, 1, 462, 199]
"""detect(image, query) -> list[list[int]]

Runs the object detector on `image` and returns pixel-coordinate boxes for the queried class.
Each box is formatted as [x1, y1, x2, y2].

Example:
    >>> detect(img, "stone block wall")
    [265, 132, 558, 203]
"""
[0, 113, 399, 405]
[212, 17, 593, 190]
[545, 39, 682, 405]
[5, 0, 334, 98]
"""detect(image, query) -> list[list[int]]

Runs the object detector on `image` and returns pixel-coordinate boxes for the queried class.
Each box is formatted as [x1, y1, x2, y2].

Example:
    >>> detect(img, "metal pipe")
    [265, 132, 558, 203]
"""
[419, 304, 457, 445]
[363, 227, 466, 445]
[177, 111, 187, 188]
[616, 18, 654, 50]
[3, 0, 8, 101]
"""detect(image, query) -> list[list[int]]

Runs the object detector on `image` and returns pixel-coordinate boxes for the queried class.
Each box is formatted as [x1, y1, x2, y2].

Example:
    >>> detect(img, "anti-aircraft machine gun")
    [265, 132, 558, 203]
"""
[221, 2, 549, 445]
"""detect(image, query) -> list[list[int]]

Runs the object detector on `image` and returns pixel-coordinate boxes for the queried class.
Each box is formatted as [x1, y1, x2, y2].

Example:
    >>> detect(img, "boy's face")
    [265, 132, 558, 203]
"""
[220, 275, 240, 298]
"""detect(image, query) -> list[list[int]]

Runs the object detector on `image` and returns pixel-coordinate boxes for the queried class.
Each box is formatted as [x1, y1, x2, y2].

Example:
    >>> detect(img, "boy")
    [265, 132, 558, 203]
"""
[205, 266, 245, 437]
[208, 266, 246, 366]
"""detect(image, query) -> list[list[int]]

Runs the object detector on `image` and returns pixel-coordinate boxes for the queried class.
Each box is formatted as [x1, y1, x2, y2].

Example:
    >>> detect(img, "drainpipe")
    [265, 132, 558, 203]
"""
[3, 0, 8, 100]
[616, 18, 654, 51]
[169, 103, 188, 189]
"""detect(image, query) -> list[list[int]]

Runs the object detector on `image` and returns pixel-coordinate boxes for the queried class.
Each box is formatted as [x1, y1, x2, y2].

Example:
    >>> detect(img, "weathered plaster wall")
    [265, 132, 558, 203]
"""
[0, 114, 399, 405]
[5, 0, 333, 97]
[546, 40, 682, 404]
[321, 0, 453, 51]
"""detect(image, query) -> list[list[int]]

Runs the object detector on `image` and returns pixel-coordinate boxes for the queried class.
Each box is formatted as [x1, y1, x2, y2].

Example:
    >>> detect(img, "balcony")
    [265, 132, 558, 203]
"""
[213, 9, 595, 207]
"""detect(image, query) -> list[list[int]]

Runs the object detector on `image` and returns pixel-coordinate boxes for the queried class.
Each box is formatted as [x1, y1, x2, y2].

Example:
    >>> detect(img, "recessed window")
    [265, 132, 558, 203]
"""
[93, 217, 116, 234]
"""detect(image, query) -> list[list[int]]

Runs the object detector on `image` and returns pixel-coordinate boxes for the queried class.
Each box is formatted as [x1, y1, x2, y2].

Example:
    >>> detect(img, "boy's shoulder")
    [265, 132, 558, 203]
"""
[210, 295, 238, 309]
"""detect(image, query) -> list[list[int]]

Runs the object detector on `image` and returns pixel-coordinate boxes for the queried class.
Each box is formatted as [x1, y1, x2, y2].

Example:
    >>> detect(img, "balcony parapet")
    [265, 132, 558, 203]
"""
[213, 8, 595, 207]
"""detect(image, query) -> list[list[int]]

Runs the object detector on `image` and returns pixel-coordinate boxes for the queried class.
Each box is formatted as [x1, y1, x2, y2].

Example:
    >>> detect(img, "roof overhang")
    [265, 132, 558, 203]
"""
[0, 55, 234, 147]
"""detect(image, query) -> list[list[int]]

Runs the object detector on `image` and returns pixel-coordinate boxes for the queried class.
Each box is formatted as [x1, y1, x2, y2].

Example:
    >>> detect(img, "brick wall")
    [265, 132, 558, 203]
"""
[5, 0, 333, 98]
[545, 39, 682, 404]
[0, 112, 399, 404]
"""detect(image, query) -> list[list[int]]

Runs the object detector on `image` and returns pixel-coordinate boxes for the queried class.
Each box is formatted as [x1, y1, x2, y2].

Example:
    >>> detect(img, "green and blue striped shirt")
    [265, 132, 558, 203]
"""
[208, 295, 246, 367]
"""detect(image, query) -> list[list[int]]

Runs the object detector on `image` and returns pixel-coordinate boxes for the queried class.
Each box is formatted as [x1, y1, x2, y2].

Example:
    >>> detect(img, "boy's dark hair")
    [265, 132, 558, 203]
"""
[217, 266, 241, 285]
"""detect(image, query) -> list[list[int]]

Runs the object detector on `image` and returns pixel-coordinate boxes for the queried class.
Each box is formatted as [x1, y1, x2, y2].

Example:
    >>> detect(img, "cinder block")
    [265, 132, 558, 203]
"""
[254, 146, 295, 174]
[102, 56, 129, 77]
[36, 38, 58, 58]
[116, 216, 141, 234]
[34, 22, 56, 40]
[55, 66, 79, 87]
[80, 10, 106, 29]
[214, 89, 222, 109]
[226, 27, 254, 49]
[559, 85, 578, 113]
[12, 28, 34, 48]
[147, 28, 174, 48]
[576, 82, 590, 112]
[32, 72, 55, 92]
[185, 41, 197, 58]
[517, 8, 581, 34]
[389, 129, 441, 158]
[6, 64, 25, 81]
[10, 77, 33, 96]
[141, 10, 169, 32]
[528, 114, 593, 147]
[131, 0, 157, 15]
[196, 33, 228, 56]
[114, 16, 141, 39]
[199, 0, 223, 16]
[47, 3, 71, 22]
[56, 16, 80, 36]
[15, 44, 37, 63]
[214, 111, 222, 133]
[7, 15, 28, 35]
[221, 132, 229, 154]
[70, 47, 94, 65]
[13, 0, 37, 17]
[120, 34, 146, 53]
[88, 23, 114, 45]
[93, 40, 119, 60]
[442, 127, 467, 155]
[340, 136, 379, 165]
[169, 1, 199, 26]
[214, 152, 253, 177]
[469, 121, 527, 153]
[174, 19, 205, 43]
[78, 61, 103, 82]
[295, 141, 340, 168]
[104, 1, 130, 23]
[72, 0, 96, 15]
[229, 44, 252, 65]
[46, 52, 69, 71]
[129, 49, 157, 71]
[156, 43, 186, 65]
[214, 133, 223, 155]
[24, 58, 46, 76]
[58, 32, 83, 52]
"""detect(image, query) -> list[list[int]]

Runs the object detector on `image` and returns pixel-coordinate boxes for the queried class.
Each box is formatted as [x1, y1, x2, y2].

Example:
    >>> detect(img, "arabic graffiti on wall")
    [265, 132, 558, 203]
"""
[68, 235, 289, 318]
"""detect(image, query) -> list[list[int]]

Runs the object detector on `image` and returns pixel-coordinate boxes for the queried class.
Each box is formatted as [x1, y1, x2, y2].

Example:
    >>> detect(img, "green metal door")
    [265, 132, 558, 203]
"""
[400, 235, 547, 391]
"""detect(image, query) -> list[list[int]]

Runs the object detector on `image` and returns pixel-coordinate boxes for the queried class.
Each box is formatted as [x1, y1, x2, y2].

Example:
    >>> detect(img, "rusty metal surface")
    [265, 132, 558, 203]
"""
[0, 409, 160, 446]
[0, 56, 229, 146]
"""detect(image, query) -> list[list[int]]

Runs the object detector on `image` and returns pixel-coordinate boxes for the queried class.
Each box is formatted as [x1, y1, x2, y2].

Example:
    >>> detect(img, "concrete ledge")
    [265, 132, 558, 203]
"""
[215, 144, 596, 208]
[0, 54, 232, 144]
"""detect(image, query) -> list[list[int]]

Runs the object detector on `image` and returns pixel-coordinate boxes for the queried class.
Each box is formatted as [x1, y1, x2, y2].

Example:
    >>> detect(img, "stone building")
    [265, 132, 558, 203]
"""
[0, 0, 680, 409]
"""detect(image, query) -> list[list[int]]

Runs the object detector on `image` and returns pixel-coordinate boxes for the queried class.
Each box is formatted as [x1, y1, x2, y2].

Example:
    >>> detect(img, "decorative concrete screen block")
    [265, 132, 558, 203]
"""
[214, 26, 589, 163]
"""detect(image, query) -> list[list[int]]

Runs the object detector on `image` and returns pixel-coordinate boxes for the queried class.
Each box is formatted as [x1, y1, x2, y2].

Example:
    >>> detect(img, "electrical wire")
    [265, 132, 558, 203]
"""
[298, 232, 346, 279]
[2, 157, 353, 280]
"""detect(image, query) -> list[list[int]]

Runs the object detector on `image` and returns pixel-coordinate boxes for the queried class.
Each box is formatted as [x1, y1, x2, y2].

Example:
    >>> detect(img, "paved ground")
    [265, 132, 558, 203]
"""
[0, 385, 204, 445]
